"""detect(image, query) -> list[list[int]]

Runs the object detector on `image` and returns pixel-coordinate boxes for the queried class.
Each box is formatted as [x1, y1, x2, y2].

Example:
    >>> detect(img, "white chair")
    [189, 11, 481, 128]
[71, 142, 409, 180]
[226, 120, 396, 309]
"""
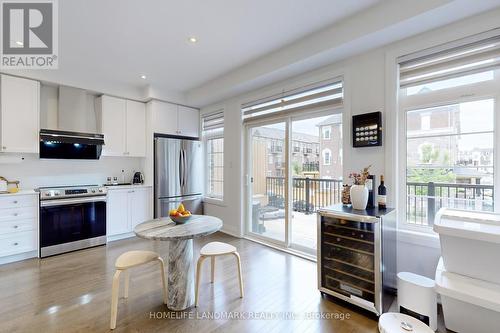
[195, 241, 244, 307]
[110, 250, 167, 330]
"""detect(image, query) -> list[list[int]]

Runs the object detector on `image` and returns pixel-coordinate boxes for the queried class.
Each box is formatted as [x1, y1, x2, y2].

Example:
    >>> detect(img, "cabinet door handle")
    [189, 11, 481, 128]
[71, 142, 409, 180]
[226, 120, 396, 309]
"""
[13, 200, 18, 204]
[13, 242, 18, 246]
[13, 213, 18, 216]
[13, 225, 19, 229]
[2, 146, 6, 150]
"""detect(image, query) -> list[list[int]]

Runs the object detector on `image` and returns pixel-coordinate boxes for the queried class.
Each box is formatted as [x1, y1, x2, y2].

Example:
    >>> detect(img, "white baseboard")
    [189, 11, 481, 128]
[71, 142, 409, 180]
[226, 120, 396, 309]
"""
[219, 228, 242, 238]
[107, 232, 135, 242]
[0, 250, 38, 265]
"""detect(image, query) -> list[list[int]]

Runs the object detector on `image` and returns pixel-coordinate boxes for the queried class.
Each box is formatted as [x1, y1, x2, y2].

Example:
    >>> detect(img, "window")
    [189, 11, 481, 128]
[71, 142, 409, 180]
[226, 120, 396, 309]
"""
[322, 148, 332, 165]
[399, 31, 500, 228]
[202, 110, 224, 199]
[322, 126, 331, 139]
[242, 80, 343, 121]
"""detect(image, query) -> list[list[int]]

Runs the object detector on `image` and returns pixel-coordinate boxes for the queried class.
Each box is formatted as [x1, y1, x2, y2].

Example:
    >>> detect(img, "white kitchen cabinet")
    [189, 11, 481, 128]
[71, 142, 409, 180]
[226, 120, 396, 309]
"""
[177, 105, 200, 137]
[151, 100, 178, 135]
[0, 75, 40, 153]
[151, 100, 199, 137]
[129, 187, 151, 229]
[106, 189, 129, 236]
[125, 100, 146, 157]
[107, 186, 152, 239]
[97, 95, 146, 157]
[98, 95, 126, 156]
[0, 193, 38, 261]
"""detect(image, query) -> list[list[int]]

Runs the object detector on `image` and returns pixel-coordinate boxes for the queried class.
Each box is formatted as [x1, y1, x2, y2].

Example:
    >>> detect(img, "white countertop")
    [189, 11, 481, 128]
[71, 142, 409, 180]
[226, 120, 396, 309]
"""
[0, 189, 37, 197]
[104, 184, 152, 190]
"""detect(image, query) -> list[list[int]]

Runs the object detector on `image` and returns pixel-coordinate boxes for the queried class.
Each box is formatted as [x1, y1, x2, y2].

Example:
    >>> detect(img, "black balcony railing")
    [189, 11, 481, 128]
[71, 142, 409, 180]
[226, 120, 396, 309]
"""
[406, 181, 494, 226]
[302, 161, 319, 172]
[303, 148, 313, 154]
[266, 176, 342, 214]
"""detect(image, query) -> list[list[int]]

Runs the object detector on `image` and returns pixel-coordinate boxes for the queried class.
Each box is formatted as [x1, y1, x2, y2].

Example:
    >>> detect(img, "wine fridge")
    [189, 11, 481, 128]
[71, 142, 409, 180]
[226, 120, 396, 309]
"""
[317, 204, 396, 315]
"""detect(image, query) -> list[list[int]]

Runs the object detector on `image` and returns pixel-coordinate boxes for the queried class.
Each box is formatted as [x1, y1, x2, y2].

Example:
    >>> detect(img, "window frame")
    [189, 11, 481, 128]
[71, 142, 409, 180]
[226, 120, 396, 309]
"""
[398, 68, 500, 233]
[204, 134, 224, 200]
[322, 125, 332, 140]
[322, 148, 332, 166]
[202, 109, 225, 202]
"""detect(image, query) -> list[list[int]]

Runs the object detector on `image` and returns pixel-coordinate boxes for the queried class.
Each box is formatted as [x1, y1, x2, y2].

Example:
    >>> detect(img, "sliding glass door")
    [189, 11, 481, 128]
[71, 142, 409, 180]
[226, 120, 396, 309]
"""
[246, 114, 343, 255]
[248, 121, 287, 245]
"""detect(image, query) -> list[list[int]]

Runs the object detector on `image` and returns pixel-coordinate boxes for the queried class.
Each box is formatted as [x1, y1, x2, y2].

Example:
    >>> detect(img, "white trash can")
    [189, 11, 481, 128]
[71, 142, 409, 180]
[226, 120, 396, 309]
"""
[379, 313, 434, 333]
[397, 272, 437, 331]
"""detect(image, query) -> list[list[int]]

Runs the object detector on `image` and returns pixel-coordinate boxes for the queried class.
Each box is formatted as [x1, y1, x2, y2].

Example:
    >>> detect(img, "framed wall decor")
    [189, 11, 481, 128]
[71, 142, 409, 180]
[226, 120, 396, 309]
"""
[352, 111, 382, 147]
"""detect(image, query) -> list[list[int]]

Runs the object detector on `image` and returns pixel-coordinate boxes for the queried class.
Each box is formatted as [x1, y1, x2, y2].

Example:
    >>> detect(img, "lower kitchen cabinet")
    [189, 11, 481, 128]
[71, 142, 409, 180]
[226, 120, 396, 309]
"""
[0, 192, 38, 264]
[106, 186, 152, 240]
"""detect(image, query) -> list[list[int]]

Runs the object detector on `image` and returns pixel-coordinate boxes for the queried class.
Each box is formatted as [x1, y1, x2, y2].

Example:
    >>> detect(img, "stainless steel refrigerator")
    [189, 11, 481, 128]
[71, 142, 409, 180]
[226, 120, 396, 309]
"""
[154, 136, 203, 217]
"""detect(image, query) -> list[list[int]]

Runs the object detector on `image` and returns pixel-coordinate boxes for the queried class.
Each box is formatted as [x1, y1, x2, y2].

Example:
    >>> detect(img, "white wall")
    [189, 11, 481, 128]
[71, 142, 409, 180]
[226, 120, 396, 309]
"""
[202, 99, 243, 236]
[200, 8, 500, 279]
[0, 154, 142, 189]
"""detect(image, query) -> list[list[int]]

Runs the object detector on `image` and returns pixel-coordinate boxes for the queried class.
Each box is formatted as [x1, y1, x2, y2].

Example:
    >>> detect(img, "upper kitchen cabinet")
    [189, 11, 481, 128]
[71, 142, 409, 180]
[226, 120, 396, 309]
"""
[177, 105, 200, 138]
[0, 75, 40, 154]
[97, 95, 146, 157]
[125, 100, 146, 157]
[149, 100, 199, 138]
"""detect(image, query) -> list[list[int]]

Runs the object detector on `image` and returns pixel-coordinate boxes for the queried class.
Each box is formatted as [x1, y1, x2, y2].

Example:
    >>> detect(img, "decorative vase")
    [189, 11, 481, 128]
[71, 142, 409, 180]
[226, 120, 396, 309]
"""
[350, 184, 368, 210]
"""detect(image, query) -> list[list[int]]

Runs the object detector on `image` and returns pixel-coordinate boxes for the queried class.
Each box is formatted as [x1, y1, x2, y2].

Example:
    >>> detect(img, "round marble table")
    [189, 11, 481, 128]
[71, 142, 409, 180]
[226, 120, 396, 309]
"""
[134, 215, 222, 311]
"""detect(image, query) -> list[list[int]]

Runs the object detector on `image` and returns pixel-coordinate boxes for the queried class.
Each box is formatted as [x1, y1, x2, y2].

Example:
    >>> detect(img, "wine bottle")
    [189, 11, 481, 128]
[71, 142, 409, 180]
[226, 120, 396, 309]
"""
[378, 175, 387, 209]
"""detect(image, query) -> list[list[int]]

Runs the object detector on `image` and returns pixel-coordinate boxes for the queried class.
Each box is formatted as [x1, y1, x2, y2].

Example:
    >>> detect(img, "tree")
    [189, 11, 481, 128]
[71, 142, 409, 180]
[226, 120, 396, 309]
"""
[408, 143, 456, 184]
[292, 161, 302, 175]
[419, 143, 439, 163]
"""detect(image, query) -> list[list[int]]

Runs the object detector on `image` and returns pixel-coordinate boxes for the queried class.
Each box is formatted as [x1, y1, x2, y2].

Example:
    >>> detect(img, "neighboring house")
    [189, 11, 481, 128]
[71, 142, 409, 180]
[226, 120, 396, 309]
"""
[406, 105, 493, 185]
[317, 114, 342, 179]
[251, 127, 320, 197]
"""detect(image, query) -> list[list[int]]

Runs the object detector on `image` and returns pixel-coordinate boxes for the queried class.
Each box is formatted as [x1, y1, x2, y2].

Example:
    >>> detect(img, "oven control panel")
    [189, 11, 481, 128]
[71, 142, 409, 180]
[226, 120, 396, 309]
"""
[39, 186, 107, 199]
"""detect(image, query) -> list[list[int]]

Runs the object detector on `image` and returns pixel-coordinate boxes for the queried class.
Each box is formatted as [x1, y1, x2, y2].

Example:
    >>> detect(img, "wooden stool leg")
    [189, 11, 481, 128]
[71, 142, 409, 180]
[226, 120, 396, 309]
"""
[157, 257, 168, 304]
[123, 270, 130, 299]
[195, 256, 206, 307]
[233, 252, 244, 298]
[211, 256, 215, 283]
[110, 270, 122, 330]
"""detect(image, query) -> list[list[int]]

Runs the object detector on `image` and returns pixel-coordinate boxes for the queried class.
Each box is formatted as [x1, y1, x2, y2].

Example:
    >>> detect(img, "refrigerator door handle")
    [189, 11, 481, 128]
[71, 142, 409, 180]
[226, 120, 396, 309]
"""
[183, 149, 188, 188]
[181, 149, 185, 188]
[179, 149, 183, 189]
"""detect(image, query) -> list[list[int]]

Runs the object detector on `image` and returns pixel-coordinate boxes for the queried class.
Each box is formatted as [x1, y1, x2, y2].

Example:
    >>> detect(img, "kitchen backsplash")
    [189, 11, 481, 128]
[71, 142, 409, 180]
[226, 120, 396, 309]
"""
[0, 154, 143, 189]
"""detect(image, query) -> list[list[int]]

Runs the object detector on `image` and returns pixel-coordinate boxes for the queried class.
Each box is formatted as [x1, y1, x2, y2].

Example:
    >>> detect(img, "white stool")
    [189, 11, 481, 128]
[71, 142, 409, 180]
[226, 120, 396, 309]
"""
[397, 272, 437, 331]
[379, 313, 434, 333]
[195, 242, 244, 307]
[110, 250, 168, 330]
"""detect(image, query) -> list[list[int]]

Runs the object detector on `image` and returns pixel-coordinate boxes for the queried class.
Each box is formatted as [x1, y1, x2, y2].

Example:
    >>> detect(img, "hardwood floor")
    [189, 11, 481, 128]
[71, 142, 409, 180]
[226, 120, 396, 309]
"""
[0, 233, 437, 332]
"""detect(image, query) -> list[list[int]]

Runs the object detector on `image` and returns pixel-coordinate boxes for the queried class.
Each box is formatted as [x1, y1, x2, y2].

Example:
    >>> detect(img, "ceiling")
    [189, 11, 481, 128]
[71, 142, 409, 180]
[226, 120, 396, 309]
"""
[5, 0, 500, 106]
[4, 0, 380, 100]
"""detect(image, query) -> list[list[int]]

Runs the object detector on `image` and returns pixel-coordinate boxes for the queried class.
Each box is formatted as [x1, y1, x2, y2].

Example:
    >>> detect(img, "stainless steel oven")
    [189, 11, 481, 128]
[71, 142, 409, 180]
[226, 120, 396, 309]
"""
[39, 185, 107, 257]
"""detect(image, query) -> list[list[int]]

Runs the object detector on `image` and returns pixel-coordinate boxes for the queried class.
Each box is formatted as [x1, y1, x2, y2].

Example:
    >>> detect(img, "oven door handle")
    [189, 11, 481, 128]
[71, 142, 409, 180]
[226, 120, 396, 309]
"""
[40, 196, 107, 207]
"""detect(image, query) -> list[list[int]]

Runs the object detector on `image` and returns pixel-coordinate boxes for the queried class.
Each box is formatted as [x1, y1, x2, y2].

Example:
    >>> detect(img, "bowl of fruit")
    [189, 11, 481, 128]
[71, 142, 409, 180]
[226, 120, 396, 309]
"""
[169, 204, 192, 224]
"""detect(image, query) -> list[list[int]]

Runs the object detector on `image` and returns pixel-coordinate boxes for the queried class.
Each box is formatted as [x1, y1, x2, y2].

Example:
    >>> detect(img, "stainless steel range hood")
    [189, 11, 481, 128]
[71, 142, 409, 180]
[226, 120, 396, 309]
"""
[40, 129, 104, 159]
[39, 86, 105, 159]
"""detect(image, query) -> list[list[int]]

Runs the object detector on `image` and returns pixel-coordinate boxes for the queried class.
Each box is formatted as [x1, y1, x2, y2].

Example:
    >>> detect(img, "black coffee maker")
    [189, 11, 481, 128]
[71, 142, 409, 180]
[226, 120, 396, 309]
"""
[133, 172, 144, 184]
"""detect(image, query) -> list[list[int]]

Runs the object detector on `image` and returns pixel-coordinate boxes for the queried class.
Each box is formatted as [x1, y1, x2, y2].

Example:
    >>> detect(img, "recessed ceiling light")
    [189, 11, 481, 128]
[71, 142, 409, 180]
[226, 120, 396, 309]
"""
[188, 37, 198, 43]
[140, 75, 147, 80]
[15, 41, 23, 46]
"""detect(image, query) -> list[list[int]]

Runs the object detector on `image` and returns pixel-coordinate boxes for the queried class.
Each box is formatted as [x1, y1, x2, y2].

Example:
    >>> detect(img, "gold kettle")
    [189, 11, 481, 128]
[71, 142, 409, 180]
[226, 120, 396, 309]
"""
[0, 176, 19, 193]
